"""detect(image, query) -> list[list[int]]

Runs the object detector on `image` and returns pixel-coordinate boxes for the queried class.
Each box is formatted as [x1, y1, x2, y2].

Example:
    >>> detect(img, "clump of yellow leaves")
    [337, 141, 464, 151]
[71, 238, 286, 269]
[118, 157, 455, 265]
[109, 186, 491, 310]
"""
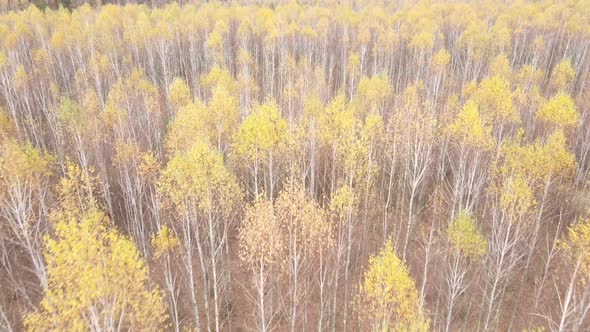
[489, 53, 512, 81]
[537, 92, 579, 129]
[232, 100, 289, 164]
[200, 64, 235, 94]
[330, 183, 357, 223]
[358, 241, 429, 331]
[0, 141, 52, 186]
[53, 161, 101, 218]
[550, 58, 575, 92]
[356, 72, 392, 113]
[205, 78, 239, 149]
[561, 217, 590, 285]
[167, 77, 191, 112]
[165, 101, 206, 153]
[152, 225, 180, 259]
[499, 174, 536, 220]
[495, 129, 576, 222]
[160, 139, 241, 213]
[447, 210, 487, 259]
[501, 130, 576, 190]
[474, 75, 518, 124]
[446, 99, 494, 150]
[431, 48, 450, 71]
[24, 211, 167, 331]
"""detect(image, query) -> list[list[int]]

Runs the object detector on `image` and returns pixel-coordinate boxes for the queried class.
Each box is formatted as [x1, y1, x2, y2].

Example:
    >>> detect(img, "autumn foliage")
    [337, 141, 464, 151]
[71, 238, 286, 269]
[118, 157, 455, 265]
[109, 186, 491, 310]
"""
[0, 0, 589, 331]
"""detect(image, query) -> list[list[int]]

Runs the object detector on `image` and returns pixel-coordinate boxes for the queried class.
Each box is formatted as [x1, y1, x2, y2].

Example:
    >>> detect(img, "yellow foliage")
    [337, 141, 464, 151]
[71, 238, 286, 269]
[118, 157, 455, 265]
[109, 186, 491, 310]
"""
[0, 140, 53, 188]
[447, 210, 487, 259]
[462, 80, 478, 99]
[152, 225, 180, 259]
[460, 21, 493, 60]
[330, 184, 357, 221]
[205, 80, 239, 148]
[316, 94, 378, 183]
[496, 129, 575, 221]
[138, 151, 161, 181]
[53, 161, 101, 219]
[160, 139, 241, 213]
[561, 217, 590, 284]
[446, 99, 494, 150]
[475, 75, 518, 124]
[363, 112, 385, 146]
[200, 64, 235, 94]
[356, 72, 392, 113]
[550, 58, 575, 91]
[13, 64, 28, 90]
[165, 101, 206, 153]
[238, 48, 253, 66]
[489, 53, 511, 80]
[410, 29, 435, 50]
[103, 68, 160, 127]
[24, 211, 167, 331]
[207, 20, 228, 59]
[232, 100, 289, 163]
[318, 94, 357, 149]
[58, 97, 84, 133]
[537, 92, 579, 129]
[168, 77, 191, 111]
[431, 48, 450, 71]
[501, 129, 576, 188]
[348, 53, 360, 73]
[499, 174, 535, 219]
[515, 64, 544, 88]
[358, 241, 428, 331]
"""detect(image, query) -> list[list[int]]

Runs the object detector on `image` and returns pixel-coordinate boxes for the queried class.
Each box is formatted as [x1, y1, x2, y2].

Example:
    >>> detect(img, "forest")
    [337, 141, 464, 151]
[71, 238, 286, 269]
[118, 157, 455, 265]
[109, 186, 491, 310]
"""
[0, 0, 589, 331]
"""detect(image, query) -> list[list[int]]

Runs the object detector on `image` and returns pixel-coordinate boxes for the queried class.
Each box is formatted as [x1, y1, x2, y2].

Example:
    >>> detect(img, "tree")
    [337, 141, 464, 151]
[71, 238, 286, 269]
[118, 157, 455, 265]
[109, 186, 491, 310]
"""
[152, 225, 182, 332]
[447, 99, 494, 150]
[238, 196, 283, 332]
[0, 140, 53, 295]
[447, 211, 487, 259]
[549, 58, 575, 93]
[159, 138, 242, 331]
[445, 98, 495, 214]
[444, 210, 486, 332]
[557, 217, 590, 331]
[329, 183, 358, 331]
[112, 140, 159, 256]
[165, 101, 207, 154]
[357, 241, 428, 331]
[231, 100, 289, 198]
[395, 85, 437, 259]
[483, 129, 576, 330]
[474, 75, 518, 140]
[274, 181, 333, 331]
[24, 210, 167, 331]
[204, 79, 239, 152]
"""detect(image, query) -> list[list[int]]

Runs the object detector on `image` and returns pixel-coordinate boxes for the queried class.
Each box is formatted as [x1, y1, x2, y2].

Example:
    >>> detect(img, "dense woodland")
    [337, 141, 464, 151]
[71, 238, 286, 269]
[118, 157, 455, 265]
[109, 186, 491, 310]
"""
[1, 0, 590, 331]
